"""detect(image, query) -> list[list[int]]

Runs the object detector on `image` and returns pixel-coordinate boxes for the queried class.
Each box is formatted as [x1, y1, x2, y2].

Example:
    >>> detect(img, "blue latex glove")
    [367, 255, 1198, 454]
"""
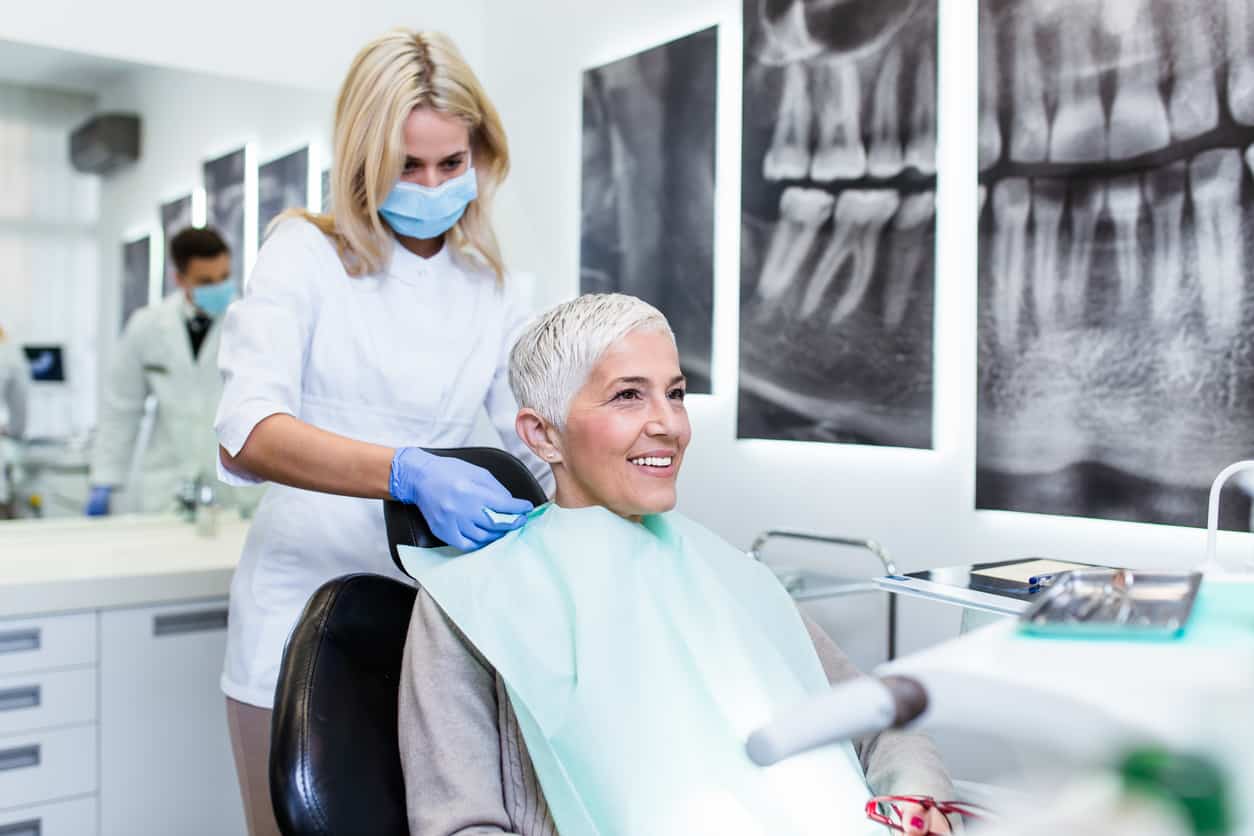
[390, 447, 534, 551]
[85, 485, 111, 516]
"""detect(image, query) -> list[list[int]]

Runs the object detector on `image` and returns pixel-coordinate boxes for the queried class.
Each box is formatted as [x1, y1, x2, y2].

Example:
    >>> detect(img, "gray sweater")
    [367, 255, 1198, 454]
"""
[399, 588, 954, 836]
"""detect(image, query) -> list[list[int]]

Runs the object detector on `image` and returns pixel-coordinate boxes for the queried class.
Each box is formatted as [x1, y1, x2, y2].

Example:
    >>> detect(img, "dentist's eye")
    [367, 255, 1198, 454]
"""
[668, 388, 686, 401]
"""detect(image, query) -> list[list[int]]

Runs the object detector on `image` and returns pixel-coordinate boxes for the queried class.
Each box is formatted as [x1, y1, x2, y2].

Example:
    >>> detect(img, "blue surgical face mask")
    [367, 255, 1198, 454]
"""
[379, 166, 478, 240]
[192, 279, 237, 318]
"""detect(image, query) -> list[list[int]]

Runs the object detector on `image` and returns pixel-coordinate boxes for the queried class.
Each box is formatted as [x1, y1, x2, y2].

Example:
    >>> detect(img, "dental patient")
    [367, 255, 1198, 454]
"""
[399, 293, 955, 836]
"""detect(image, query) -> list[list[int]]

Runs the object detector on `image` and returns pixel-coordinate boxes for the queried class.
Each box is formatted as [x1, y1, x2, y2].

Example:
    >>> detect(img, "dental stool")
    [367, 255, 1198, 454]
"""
[268, 448, 549, 836]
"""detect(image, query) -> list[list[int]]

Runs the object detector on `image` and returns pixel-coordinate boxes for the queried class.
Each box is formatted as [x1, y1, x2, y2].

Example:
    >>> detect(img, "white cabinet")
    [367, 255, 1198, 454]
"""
[0, 611, 97, 821]
[99, 599, 246, 836]
[0, 796, 97, 836]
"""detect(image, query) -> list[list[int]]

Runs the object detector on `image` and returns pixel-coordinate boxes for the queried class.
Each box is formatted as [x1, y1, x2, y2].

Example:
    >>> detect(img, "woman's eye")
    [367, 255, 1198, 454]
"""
[442, 159, 463, 171]
[669, 388, 686, 401]
[613, 389, 641, 401]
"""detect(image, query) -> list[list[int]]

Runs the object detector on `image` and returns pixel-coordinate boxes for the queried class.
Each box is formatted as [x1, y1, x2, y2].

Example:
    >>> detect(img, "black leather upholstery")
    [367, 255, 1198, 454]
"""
[270, 573, 416, 836]
[383, 446, 548, 578]
[270, 448, 545, 834]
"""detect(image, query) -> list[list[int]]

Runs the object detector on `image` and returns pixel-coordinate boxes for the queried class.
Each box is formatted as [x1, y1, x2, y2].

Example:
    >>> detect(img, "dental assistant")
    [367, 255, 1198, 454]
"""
[212, 29, 552, 836]
[88, 226, 237, 515]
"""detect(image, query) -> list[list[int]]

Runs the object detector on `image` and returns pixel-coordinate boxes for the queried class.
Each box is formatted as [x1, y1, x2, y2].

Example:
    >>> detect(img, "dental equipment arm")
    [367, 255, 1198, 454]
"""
[748, 668, 1160, 768]
[746, 675, 926, 766]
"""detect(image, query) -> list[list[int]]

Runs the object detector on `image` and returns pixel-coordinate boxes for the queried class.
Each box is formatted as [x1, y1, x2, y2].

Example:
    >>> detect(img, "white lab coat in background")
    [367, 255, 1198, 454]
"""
[90, 292, 228, 513]
[215, 218, 553, 709]
[0, 338, 27, 510]
[0, 338, 27, 439]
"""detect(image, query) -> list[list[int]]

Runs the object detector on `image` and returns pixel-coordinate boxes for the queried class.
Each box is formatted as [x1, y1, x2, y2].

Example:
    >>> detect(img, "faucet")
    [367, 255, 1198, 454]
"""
[175, 475, 219, 535]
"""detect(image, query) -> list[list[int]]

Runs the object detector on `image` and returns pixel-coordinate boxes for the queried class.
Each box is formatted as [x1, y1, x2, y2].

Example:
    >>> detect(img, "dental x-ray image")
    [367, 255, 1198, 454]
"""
[203, 148, 247, 288]
[739, 0, 937, 446]
[258, 146, 309, 244]
[977, 0, 1254, 528]
[159, 194, 193, 296]
[581, 27, 717, 394]
[120, 235, 150, 332]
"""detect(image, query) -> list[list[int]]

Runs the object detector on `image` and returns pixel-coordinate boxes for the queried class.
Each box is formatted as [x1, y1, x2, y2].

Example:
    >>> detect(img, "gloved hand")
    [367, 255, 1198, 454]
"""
[85, 485, 112, 516]
[390, 447, 534, 551]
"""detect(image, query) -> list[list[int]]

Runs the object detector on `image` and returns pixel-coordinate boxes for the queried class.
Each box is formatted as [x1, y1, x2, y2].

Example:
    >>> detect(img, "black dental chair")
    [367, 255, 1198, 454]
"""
[268, 448, 548, 836]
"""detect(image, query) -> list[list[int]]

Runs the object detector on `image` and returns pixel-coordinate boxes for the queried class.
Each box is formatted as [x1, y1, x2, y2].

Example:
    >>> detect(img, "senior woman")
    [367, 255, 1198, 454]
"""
[399, 293, 955, 836]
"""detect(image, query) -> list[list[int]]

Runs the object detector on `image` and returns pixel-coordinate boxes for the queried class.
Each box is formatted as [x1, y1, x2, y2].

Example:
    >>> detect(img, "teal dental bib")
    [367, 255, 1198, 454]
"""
[401, 505, 878, 835]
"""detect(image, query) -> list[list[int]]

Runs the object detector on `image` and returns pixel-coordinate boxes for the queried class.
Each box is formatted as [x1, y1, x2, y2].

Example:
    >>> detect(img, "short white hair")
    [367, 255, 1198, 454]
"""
[509, 293, 675, 427]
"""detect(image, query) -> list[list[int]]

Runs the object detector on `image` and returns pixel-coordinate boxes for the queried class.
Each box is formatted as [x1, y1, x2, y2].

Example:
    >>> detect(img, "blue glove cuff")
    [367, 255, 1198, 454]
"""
[390, 447, 433, 504]
[389, 449, 408, 502]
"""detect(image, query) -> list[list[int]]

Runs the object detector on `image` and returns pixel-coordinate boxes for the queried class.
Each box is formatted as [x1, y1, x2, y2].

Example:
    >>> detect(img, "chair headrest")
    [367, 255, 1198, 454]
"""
[383, 447, 548, 579]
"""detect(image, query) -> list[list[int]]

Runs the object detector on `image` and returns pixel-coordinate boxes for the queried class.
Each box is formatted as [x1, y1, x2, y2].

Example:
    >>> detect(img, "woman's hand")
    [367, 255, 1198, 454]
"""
[899, 801, 952, 836]
[390, 447, 534, 550]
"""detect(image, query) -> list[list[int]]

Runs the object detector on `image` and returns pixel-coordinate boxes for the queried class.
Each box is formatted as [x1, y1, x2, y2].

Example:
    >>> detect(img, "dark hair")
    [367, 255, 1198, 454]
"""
[169, 226, 229, 273]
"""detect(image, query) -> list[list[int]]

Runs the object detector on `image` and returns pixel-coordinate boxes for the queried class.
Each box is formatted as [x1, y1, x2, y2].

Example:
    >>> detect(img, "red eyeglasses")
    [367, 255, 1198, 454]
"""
[865, 794, 994, 834]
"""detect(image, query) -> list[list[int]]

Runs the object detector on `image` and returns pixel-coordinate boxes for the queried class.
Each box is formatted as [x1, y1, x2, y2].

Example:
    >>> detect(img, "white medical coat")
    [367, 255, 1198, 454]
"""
[0, 338, 27, 439]
[214, 218, 552, 708]
[90, 292, 225, 513]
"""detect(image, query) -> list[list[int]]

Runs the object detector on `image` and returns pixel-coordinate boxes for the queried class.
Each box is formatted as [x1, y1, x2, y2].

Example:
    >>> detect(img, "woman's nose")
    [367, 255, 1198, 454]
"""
[414, 171, 442, 188]
[644, 399, 680, 436]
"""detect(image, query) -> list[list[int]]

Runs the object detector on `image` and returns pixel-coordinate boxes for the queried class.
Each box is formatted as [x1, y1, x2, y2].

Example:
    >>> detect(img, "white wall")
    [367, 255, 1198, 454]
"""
[0, 0, 487, 93]
[481, 0, 1254, 662]
[0, 81, 99, 437]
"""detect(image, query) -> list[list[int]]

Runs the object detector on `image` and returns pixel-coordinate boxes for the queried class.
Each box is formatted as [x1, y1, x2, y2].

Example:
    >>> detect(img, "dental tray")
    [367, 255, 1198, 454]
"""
[1018, 570, 1202, 640]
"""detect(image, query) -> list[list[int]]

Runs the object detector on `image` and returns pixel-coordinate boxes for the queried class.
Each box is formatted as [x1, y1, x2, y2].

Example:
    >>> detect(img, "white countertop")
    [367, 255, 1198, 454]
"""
[0, 513, 247, 618]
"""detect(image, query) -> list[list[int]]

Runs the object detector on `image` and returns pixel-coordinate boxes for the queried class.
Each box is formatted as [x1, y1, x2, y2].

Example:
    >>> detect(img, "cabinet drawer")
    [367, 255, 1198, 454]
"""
[0, 615, 96, 677]
[0, 796, 96, 836]
[0, 668, 96, 738]
[0, 725, 96, 811]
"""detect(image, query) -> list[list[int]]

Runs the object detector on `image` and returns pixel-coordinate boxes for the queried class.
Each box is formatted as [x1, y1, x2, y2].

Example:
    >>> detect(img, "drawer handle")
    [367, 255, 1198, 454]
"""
[0, 744, 39, 772]
[0, 686, 39, 713]
[0, 629, 39, 655]
[153, 608, 228, 637]
[0, 819, 40, 836]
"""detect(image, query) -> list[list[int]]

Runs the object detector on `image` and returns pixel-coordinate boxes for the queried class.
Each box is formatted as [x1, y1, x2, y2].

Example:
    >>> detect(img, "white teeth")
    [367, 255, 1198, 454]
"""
[883, 191, 935, 331]
[1050, 12, 1107, 163]
[630, 456, 673, 467]
[1061, 180, 1105, 324]
[755, 187, 834, 303]
[867, 44, 904, 179]
[991, 178, 1030, 351]
[1143, 162, 1187, 326]
[811, 57, 867, 182]
[764, 62, 813, 182]
[801, 190, 900, 322]
[1009, 12, 1049, 163]
[979, 4, 1002, 171]
[1190, 148, 1244, 339]
[1030, 179, 1065, 327]
[1228, 0, 1254, 125]
[1108, 0, 1170, 159]
[1105, 174, 1145, 316]
[1168, 5, 1220, 142]
[905, 39, 936, 176]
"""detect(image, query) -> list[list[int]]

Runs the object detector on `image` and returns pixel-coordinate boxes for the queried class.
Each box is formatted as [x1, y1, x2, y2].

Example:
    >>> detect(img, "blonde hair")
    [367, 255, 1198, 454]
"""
[283, 29, 509, 279]
[510, 293, 675, 428]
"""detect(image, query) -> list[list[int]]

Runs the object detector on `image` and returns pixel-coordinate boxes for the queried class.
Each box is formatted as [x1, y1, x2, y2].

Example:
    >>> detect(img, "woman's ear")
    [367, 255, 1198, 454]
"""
[516, 408, 562, 464]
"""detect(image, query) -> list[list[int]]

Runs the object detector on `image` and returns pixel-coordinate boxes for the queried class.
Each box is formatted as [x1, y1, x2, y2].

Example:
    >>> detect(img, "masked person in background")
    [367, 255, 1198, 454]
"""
[87, 226, 238, 515]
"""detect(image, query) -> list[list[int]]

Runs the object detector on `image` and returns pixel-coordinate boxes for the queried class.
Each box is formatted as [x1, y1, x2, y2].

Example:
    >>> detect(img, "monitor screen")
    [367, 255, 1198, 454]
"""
[23, 345, 65, 382]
